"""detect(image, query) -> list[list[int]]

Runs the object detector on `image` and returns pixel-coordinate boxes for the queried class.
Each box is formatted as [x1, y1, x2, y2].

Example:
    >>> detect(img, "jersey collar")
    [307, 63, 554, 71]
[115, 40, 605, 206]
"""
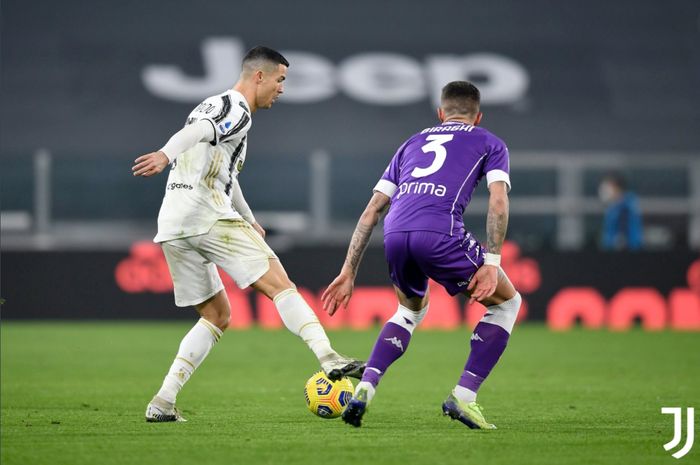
[230, 89, 251, 114]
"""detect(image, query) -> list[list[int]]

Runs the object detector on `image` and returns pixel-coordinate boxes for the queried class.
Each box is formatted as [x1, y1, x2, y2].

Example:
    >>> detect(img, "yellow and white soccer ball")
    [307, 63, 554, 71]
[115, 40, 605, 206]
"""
[304, 371, 354, 418]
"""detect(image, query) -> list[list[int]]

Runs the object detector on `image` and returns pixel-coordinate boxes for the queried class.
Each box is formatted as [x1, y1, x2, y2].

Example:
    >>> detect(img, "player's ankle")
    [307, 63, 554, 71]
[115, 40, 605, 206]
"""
[453, 385, 477, 404]
[150, 395, 175, 410]
[355, 381, 376, 403]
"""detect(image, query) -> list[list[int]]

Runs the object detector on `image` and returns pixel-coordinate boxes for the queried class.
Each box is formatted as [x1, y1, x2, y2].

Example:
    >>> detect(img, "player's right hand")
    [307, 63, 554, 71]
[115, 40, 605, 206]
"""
[321, 273, 354, 316]
[467, 264, 499, 304]
[132, 151, 169, 177]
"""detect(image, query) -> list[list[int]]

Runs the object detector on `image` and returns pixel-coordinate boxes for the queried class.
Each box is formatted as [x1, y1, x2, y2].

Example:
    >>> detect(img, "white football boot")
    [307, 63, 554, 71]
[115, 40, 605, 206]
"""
[319, 354, 366, 381]
[145, 395, 187, 422]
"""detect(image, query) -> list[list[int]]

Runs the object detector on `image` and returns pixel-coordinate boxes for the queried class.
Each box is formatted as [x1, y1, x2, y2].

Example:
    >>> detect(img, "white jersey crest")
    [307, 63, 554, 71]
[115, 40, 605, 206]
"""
[154, 89, 252, 242]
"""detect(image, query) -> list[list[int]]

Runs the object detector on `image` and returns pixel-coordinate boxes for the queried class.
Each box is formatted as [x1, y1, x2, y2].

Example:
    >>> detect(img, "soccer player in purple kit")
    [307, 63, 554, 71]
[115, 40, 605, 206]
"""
[322, 81, 522, 429]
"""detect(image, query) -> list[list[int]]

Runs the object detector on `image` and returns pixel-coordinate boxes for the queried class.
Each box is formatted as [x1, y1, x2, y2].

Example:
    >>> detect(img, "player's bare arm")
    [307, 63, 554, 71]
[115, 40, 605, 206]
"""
[251, 222, 266, 238]
[230, 178, 265, 238]
[467, 180, 509, 303]
[341, 192, 391, 278]
[485, 181, 509, 254]
[322, 192, 390, 315]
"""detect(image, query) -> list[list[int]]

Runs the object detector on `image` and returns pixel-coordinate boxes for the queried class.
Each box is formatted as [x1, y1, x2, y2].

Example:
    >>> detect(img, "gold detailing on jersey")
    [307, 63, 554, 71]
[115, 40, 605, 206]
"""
[203, 150, 220, 186]
[203, 149, 225, 206]
[212, 152, 224, 205]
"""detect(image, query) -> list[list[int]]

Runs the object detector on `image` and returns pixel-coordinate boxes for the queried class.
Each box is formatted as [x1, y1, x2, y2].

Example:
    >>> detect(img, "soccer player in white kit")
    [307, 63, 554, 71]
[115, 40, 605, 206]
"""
[132, 46, 364, 422]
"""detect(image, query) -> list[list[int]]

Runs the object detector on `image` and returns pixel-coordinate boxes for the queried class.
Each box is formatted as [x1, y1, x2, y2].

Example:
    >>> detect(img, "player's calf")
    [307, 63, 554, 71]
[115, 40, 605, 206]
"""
[455, 292, 521, 403]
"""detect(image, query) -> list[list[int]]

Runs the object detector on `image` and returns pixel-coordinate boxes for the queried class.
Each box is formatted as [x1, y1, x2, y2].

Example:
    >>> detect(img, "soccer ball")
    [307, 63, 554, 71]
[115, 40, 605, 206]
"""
[304, 371, 354, 418]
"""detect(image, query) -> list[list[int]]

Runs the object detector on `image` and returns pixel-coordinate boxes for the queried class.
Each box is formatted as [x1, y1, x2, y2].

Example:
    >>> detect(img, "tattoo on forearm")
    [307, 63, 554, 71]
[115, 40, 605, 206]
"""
[342, 194, 388, 276]
[344, 222, 373, 275]
[486, 209, 508, 254]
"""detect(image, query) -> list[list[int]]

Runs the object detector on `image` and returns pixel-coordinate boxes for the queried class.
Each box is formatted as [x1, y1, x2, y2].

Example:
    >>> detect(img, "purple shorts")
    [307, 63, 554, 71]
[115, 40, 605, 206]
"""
[384, 230, 484, 298]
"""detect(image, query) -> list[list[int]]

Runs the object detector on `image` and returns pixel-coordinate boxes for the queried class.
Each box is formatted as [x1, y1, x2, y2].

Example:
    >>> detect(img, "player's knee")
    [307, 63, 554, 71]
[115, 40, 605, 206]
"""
[211, 305, 231, 331]
[401, 303, 429, 326]
[204, 312, 229, 331]
[254, 269, 295, 300]
[196, 292, 230, 330]
[216, 312, 230, 330]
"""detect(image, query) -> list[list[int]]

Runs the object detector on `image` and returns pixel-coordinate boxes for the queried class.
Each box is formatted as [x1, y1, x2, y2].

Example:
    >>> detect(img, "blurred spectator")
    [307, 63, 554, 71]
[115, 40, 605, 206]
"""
[598, 172, 643, 250]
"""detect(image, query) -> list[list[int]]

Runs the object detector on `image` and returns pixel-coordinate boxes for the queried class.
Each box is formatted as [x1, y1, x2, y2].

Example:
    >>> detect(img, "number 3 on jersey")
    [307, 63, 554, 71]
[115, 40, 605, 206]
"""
[411, 134, 454, 178]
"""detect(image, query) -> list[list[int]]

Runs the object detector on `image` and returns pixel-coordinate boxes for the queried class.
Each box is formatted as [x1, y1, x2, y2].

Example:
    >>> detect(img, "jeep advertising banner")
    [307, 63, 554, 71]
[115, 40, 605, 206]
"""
[2, 0, 699, 159]
[2, 246, 699, 331]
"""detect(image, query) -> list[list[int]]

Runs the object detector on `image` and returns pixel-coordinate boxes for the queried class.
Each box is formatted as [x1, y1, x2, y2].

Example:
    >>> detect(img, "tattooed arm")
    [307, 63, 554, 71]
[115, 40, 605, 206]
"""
[342, 192, 391, 277]
[321, 192, 391, 315]
[467, 180, 510, 303]
[486, 181, 509, 254]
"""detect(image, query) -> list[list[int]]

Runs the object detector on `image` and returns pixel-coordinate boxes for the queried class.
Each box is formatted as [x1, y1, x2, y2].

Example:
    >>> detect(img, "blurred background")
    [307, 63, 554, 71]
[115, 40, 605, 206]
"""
[1, 0, 699, 328]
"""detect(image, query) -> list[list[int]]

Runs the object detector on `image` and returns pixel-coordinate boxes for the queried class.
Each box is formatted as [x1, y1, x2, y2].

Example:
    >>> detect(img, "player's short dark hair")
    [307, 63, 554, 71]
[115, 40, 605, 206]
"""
[242, 46, 289, 68]
[441, 81, 480, 117]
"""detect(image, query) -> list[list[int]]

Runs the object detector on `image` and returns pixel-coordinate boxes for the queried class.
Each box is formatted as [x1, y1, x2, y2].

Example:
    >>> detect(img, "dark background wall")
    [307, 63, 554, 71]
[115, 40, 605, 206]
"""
[2, 0, 699, 235]
[2, 1, 699, 322]
[2, 0, 699, 158]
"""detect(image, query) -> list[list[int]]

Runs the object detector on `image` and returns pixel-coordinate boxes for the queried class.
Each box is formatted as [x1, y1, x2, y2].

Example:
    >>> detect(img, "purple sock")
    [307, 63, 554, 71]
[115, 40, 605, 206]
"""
[458, 322, 510, 393]
[361, 322, 412, 387]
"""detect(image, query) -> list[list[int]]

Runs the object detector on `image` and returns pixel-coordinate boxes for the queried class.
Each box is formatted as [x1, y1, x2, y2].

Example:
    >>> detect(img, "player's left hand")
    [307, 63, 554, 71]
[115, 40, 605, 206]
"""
[251, 222, 266, 238]
[132, 151, 169, 177]
[467, 264, 499, 304]
[321, 273, 354, 316]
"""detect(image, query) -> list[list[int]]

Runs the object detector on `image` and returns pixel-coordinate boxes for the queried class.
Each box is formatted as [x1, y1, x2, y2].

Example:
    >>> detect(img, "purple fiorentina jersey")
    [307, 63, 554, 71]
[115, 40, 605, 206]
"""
[375, 121, 511, 237]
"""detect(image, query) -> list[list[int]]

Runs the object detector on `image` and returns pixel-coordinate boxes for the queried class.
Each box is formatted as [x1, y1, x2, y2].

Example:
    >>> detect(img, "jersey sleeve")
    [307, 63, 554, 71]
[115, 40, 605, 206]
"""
[373, 140, 408, 198]
[159, 120, 215, 162]
[483, 136, 511, 191]
[186, 94, 250, 146]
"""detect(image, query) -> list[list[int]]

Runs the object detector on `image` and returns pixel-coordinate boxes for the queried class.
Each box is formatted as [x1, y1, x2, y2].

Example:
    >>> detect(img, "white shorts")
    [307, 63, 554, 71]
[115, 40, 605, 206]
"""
[161, 219, 277, 307]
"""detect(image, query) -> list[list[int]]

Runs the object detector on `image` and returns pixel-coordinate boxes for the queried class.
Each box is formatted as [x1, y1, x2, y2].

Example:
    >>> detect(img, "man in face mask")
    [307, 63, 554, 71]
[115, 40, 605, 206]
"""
[598, 172, 643, 250]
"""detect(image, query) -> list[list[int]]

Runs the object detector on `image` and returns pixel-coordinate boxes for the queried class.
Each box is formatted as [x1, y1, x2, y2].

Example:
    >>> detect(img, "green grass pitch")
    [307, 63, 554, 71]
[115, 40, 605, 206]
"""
[2, 322, 698, 465]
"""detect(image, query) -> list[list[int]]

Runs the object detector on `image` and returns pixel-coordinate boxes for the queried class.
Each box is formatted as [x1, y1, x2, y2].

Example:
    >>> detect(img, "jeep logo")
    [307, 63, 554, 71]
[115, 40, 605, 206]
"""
[142, 37, 529, 107]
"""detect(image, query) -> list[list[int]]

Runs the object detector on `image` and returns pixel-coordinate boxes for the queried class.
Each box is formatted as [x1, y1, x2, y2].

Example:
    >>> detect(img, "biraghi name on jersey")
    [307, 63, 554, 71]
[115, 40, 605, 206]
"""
[420, 123, 476, 134]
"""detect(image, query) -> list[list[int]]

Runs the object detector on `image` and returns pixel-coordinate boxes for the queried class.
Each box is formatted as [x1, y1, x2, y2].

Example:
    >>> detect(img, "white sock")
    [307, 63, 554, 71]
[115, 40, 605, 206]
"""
[387, 303, 429, 334]
[354, 381, 376, 403]
[274, 288, 335, 360]
[481, 292, 522, 334]
[453, 385, 477, 403]
[155, 318, 223, 404]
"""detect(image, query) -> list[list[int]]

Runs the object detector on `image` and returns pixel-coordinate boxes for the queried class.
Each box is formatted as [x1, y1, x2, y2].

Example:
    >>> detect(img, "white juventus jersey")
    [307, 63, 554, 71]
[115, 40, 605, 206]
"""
[154, 89, 252, 243]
